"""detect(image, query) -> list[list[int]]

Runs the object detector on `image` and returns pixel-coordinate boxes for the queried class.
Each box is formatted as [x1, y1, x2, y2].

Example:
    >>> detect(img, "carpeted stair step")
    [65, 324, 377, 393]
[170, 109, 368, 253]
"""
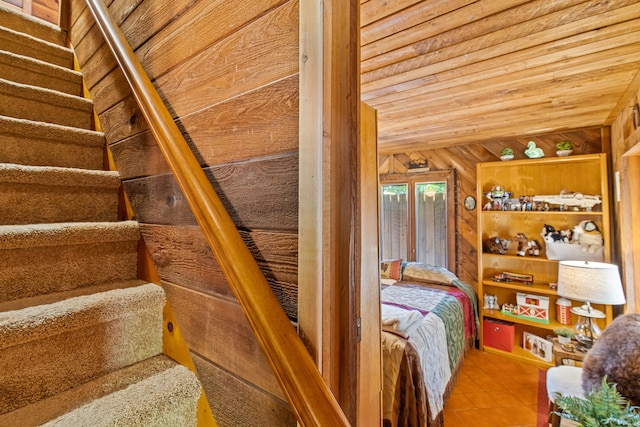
[0, 283, 166, 414]
[0, 355, 201, 427]
[0, 50, 83, 96]
[0, 24, 72, 69]
[0, 78, 93, 129]
[0, 5, 67, 47]
[0, 163, 120, 224]
[0, 221, 140, 303]
[0, 116, 105, 169]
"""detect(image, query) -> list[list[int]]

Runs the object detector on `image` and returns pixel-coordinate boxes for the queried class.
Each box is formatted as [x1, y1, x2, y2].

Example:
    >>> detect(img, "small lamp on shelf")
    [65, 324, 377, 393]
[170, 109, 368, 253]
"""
[556, 260, 626, 352]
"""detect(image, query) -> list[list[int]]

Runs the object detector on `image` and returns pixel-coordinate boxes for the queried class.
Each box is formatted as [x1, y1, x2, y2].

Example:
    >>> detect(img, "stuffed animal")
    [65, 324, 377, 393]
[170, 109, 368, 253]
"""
[559, 228, 572, 243]
[572, 220, 603, 254]
[582, 313, 640, 406]
[541, 224, 562, 243]
[484, 236, 510, 254]
[541, 224, 572, 244]
[513, 233, 540, 256]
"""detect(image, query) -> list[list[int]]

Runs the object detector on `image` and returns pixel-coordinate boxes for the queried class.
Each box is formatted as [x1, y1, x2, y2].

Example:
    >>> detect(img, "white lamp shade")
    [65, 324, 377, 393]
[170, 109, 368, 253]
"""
[557, 260, 626, 305]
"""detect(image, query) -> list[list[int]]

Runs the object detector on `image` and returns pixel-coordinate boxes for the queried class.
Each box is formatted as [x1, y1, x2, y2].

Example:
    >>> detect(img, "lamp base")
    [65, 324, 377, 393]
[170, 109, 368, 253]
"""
[570, 303, 604, 353]
[575, 340, 592, 353]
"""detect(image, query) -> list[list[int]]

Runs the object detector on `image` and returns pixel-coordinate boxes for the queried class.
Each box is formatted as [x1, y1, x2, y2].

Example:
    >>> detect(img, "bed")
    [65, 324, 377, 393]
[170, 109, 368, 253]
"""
[380, 261, 479, 427]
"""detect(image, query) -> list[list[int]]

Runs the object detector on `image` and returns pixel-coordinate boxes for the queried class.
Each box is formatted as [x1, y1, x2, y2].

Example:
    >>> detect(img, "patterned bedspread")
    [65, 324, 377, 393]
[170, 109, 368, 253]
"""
[381, 276, 478, 427]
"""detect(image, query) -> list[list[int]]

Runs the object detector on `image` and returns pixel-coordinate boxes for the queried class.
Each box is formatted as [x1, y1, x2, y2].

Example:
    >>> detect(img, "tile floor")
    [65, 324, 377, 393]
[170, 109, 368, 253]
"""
[443, 348, 546, 427]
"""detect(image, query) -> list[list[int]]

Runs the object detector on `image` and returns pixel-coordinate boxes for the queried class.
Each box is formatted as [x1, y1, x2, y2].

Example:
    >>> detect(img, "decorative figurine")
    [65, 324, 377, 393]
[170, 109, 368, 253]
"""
[484, 294, 499, 310]
[513, 233, 541, 257]
[524, 141, 545, 158]
[483, 185, 511, 210]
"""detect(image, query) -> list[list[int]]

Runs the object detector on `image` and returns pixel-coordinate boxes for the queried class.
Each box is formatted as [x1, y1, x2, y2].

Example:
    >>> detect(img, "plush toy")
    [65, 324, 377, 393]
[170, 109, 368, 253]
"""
[513, 233, 540, 256]
[572, 220, 603, 254]
[541, 224, 562, 243]
[541, 224, 572, 244]
[559, 228, 572, 243]
[484, 236, 510, 254]
[582, 313, 640, 406]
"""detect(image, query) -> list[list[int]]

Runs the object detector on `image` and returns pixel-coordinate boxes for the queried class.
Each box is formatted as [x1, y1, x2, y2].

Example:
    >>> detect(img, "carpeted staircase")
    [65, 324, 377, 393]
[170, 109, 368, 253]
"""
[0, 6, 202, 426]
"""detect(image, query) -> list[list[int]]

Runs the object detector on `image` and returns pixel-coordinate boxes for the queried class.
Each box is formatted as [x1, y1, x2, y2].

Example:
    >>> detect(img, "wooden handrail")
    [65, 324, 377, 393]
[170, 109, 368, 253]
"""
[84, 1, 349, 425]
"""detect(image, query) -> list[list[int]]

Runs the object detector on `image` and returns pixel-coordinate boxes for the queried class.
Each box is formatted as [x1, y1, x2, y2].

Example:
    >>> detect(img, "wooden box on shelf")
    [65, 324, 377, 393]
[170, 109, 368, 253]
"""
[476, 154, 613, 367]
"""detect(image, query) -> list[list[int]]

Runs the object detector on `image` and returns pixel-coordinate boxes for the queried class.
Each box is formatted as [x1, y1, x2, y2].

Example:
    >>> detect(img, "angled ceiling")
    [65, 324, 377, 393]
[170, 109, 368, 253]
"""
[360, 0, 640, 154]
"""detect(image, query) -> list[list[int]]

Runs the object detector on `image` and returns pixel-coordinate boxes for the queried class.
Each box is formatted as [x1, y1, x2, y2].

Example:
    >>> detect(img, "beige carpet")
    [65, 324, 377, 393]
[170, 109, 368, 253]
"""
[0, 5, 202, 425]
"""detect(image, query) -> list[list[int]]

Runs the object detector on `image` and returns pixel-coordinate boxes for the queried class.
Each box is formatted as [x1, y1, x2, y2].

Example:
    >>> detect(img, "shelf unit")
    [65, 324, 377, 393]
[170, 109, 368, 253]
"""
[477, 153, 613, 367]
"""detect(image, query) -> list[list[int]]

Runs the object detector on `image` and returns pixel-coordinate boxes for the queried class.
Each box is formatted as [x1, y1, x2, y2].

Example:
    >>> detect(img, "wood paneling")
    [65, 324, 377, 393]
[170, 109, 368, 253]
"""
[192, 352, 295, 427]
[1, 0, 58, 24]
[123, 153, 298, 231]
[68, 0, 303, 424]
[360, 0, 640, 151]
[610, 85, 640, 313]
[152, 1, 298, 119]
[32, 0, 58, 24]
[162, 281, 287, 401]
[110, 75, 299, 178]
[379, 128, 603, 288]
[141, 224, 298, 321]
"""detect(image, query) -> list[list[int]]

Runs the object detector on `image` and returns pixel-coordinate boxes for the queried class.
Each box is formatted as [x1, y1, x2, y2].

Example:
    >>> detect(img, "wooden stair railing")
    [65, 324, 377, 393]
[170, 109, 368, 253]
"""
[83, 0, 349, 426]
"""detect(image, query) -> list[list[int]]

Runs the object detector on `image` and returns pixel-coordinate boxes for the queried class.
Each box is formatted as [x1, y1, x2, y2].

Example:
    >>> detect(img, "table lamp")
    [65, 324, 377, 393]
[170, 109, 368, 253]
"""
[556, 260, 626, 352]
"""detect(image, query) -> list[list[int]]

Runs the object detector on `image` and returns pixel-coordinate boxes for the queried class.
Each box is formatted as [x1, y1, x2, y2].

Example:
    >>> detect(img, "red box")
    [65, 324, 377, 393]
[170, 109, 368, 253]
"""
[483, 318, 515, 352]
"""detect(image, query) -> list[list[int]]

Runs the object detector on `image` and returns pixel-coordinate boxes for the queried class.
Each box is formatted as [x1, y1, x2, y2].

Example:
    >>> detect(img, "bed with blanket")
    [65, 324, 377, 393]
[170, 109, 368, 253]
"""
[380, 261, 479, 427]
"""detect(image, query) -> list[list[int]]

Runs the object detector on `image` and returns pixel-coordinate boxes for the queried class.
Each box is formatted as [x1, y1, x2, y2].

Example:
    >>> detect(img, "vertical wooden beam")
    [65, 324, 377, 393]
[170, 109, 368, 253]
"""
[299, 0, 364, 424]
[298, 0, 324, 368]
[325, 0, 361, 423]
[620, 146, 640, 313]
[358, 102, 382, 425]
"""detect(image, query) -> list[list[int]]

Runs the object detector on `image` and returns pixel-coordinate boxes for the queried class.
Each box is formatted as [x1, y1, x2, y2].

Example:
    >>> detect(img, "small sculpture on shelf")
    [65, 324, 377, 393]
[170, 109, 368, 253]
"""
[484, 294, 499, 310]
[484, 236, 511, 255]
[532, 190, 602, 211]
[513, 233, 541, 257]
[518, 195, 546, 211]
[483, 185, 511, 210]
[501, 303, 518, 315]
[524, 141, 545, 158]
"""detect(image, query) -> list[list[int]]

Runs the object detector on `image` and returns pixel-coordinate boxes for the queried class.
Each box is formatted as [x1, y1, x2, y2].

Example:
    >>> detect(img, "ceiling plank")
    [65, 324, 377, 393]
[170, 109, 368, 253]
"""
[360, 0, 640, 152]
[366, 22, 640, 108]
[362, 0, 556, 65]
[362, 1, 640, 92]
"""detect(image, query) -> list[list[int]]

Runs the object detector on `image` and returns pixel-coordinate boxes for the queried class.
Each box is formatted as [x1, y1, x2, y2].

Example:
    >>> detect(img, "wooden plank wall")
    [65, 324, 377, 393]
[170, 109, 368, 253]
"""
[379, 128, 604, 288]
[68, 0, 299, 425]
[610, 82, 640, 313]
[0, 0, 59, 24]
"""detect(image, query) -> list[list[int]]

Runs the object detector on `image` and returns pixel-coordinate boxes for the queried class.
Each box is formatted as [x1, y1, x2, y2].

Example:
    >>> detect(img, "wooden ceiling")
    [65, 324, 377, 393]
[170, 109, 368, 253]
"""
[360, 0, 640, 154]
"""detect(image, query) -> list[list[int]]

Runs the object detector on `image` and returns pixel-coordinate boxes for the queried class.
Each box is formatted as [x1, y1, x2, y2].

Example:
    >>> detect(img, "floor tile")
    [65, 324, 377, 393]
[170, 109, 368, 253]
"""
[443, 348, 546, 426]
